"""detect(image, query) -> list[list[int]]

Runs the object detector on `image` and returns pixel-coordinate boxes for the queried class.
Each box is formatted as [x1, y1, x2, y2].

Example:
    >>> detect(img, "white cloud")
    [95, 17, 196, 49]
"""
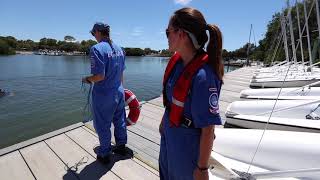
[174, 0, 192, 5]
[131, 27, 144, 37]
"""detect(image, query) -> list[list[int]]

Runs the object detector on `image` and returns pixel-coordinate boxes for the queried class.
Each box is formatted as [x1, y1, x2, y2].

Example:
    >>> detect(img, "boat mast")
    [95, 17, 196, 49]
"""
[296, 0, 305, 66]
[246, 24, 253, 66]
[303, 0, 313, 68]
[288, 3, 298, 63]
[281, 12, 290, 63]
[316, 0, 320, 39]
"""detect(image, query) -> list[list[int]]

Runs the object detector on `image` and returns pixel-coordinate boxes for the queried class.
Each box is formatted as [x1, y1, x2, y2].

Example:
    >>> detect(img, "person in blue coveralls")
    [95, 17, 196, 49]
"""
[159, 8, 224, 180]
[82, 22, 127, 164]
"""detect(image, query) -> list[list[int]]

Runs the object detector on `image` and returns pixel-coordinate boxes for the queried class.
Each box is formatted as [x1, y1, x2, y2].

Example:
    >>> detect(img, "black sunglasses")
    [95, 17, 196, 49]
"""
[91, 31, 95, 36]
[165, 28, 178, 38]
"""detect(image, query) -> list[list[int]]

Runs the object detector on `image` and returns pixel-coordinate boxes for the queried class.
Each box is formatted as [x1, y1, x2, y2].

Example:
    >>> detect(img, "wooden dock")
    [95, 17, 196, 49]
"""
[0, 67, 256, 179]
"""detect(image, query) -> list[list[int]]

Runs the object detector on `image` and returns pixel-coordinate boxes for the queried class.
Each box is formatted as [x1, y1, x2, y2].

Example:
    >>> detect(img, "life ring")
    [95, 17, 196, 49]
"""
[125, 89, 140, 126]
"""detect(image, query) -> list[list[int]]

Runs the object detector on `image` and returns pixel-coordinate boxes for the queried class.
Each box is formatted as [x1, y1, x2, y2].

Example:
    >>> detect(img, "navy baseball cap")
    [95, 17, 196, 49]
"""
[90, 22, 110, 36]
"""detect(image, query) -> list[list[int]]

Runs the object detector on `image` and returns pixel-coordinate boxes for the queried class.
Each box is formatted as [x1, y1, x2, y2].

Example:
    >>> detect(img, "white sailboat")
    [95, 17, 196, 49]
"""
[250, 0, 320, 88]
[224, 99, 320, 132]
[213, 0, 320, 179]
[210, 128, 320, 179]
[240, 81, 320, 100]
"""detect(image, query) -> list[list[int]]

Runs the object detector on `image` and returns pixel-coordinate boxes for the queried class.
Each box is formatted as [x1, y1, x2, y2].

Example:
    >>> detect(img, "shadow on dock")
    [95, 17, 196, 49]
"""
[63, 148, 134, 180]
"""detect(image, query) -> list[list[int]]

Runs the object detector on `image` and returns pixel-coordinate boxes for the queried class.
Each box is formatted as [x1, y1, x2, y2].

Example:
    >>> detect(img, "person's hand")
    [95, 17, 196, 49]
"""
[82, 77, 90, 84]
[159, 117, 164, 135]
[193, 167, 209, 180]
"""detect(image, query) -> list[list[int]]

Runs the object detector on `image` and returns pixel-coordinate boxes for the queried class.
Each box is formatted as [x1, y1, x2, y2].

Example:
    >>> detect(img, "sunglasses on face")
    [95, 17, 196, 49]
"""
[91, 31, 95, 36]
[165, 28, 178, 38]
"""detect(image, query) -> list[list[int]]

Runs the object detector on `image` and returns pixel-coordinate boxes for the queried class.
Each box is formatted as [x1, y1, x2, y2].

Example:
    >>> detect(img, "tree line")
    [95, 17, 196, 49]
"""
[2, 1, 319, 62]
[243, 0, 319, 64]
[0, 35, 172, 56]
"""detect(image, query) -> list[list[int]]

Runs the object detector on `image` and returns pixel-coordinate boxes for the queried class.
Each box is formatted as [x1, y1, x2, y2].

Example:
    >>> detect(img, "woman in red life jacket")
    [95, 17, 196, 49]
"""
[159, 8, 224, 180]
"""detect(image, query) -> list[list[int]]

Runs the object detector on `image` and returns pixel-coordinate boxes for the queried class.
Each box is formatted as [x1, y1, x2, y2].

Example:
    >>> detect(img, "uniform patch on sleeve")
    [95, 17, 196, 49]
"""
[209, 88, 219, 114]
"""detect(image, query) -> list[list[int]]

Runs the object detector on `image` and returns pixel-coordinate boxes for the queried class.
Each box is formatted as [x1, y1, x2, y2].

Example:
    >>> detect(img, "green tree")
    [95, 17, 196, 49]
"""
[124, 48, 145, 56]
[64, 35, 76, 42]
[0, 39, 15, 55]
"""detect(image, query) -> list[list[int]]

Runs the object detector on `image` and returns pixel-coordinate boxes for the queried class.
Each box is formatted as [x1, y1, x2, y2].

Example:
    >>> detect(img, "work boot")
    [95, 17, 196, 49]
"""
[96, 154, 111, 165]
[112, 144, 127, 156]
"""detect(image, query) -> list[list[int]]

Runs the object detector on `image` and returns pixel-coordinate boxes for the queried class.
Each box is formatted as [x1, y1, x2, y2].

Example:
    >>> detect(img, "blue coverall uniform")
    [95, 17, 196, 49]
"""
[90, 40, 127, 157]
[159, 61, 222, 180]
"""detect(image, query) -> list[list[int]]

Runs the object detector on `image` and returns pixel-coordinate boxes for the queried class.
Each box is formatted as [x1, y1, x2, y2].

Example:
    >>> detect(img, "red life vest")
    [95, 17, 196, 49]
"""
[163, 52, 208, 127]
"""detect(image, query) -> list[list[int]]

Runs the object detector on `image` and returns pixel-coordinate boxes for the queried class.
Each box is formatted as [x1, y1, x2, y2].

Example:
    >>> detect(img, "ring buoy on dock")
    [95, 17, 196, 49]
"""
[125, 89, 140, 126]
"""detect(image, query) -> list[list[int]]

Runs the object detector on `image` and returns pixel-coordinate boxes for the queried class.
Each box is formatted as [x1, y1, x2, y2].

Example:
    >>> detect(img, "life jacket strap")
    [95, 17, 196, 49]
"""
[172, 97, 184, 107]
[165, 107, 195, 128]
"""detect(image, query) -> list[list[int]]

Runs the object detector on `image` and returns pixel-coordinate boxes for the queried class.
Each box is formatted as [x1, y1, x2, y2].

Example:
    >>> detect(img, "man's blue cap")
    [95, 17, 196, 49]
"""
[90, 22, 110, 35]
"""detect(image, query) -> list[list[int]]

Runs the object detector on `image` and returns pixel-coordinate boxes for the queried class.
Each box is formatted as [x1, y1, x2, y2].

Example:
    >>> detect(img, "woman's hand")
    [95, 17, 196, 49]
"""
[159, 117, 164, 135]
[82, 77, 90, 84]
[193, 168, 209, 180]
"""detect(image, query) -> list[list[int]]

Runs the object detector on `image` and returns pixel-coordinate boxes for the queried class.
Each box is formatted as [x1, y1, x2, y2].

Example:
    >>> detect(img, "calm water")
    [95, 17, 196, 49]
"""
[0, 55, 237, 148]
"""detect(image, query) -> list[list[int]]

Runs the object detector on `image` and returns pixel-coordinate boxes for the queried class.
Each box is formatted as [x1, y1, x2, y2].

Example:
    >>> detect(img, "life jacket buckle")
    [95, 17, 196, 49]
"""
[183, 117, 193, 127]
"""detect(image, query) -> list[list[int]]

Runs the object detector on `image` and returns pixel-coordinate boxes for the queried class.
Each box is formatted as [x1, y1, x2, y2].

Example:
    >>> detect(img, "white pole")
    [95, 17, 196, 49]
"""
[296, 0, 305, 65]
[288, 6, 298, 63]
[303, 0, 313, 68]
[281, 13, 290, 62]
[316, 0, 320, 39]
[246, 24, 252, 66]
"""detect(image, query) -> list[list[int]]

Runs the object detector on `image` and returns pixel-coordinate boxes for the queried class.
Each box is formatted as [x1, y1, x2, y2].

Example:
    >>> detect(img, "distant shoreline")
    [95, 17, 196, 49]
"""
[14, 51, 170, 58]
[15, 51, 34, 55]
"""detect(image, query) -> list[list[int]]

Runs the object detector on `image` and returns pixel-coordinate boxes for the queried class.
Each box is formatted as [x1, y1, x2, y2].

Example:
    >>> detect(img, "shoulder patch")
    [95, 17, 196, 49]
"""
[209, 92, 219, 114]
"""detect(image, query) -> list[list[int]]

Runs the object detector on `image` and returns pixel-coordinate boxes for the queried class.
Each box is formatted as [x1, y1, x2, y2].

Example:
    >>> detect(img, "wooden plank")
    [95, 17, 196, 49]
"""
[140, 109, 162, 122]
[219, 101, 230, 113]
[20, 141, 78, 180]
[128, 123, 160, 144]
[0, 151, 35, 180]
[83, 123, 160, 171]
[147, 97, 164, 107]
[89, 125, 160, 176]
[132, 158, 159, 175]
[0, 122, 84, 156]
[138, 115, 161, 130]
[224, 76, 252, 82]
[221, 84, 248, 93]
[145, 102, 165, 110]
[142, 103, 165, 114]
[220, 90, 241, 103]
[110, 126, 160, 158]
[224, 79, 250, 86]
[45, 134, 120, 180]
[66, 127, 159, 180]
[111, 157, 159, 180]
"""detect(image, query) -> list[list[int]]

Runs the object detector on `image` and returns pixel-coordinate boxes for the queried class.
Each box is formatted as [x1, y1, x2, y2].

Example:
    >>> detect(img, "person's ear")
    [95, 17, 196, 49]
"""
[179, 30, 189, 41]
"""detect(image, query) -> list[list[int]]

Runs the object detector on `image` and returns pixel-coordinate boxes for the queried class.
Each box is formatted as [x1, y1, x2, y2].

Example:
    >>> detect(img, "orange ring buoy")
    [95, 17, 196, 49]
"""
[125, 89, 140, 126]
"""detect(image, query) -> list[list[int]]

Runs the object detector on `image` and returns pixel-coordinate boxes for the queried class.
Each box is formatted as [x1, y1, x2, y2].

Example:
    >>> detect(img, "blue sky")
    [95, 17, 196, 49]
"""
[0, 0, 285, 51]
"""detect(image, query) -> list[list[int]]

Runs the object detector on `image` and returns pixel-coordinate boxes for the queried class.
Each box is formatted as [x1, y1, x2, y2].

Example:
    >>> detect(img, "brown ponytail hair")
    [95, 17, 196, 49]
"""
[206, 24, 224, 80]
[170, 8, 224, 80]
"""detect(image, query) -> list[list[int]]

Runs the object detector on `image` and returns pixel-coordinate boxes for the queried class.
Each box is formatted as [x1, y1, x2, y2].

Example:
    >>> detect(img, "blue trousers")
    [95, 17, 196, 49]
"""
[92, 87, 127, 157]
[159, 112, 201, 180]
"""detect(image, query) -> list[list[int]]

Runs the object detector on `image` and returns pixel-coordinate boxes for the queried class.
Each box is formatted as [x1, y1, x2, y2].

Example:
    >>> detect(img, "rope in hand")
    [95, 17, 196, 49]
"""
[81, 81, 94, 123]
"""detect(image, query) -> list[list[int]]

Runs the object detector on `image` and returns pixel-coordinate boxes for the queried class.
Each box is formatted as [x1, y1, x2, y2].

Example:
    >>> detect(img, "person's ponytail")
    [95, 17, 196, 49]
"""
[206, 24, 224, 81]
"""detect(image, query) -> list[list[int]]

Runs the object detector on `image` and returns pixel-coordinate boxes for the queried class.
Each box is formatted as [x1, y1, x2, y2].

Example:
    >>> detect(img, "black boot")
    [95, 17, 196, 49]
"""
[112, 144, 127, 156]
[96, 154, 111, 164]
